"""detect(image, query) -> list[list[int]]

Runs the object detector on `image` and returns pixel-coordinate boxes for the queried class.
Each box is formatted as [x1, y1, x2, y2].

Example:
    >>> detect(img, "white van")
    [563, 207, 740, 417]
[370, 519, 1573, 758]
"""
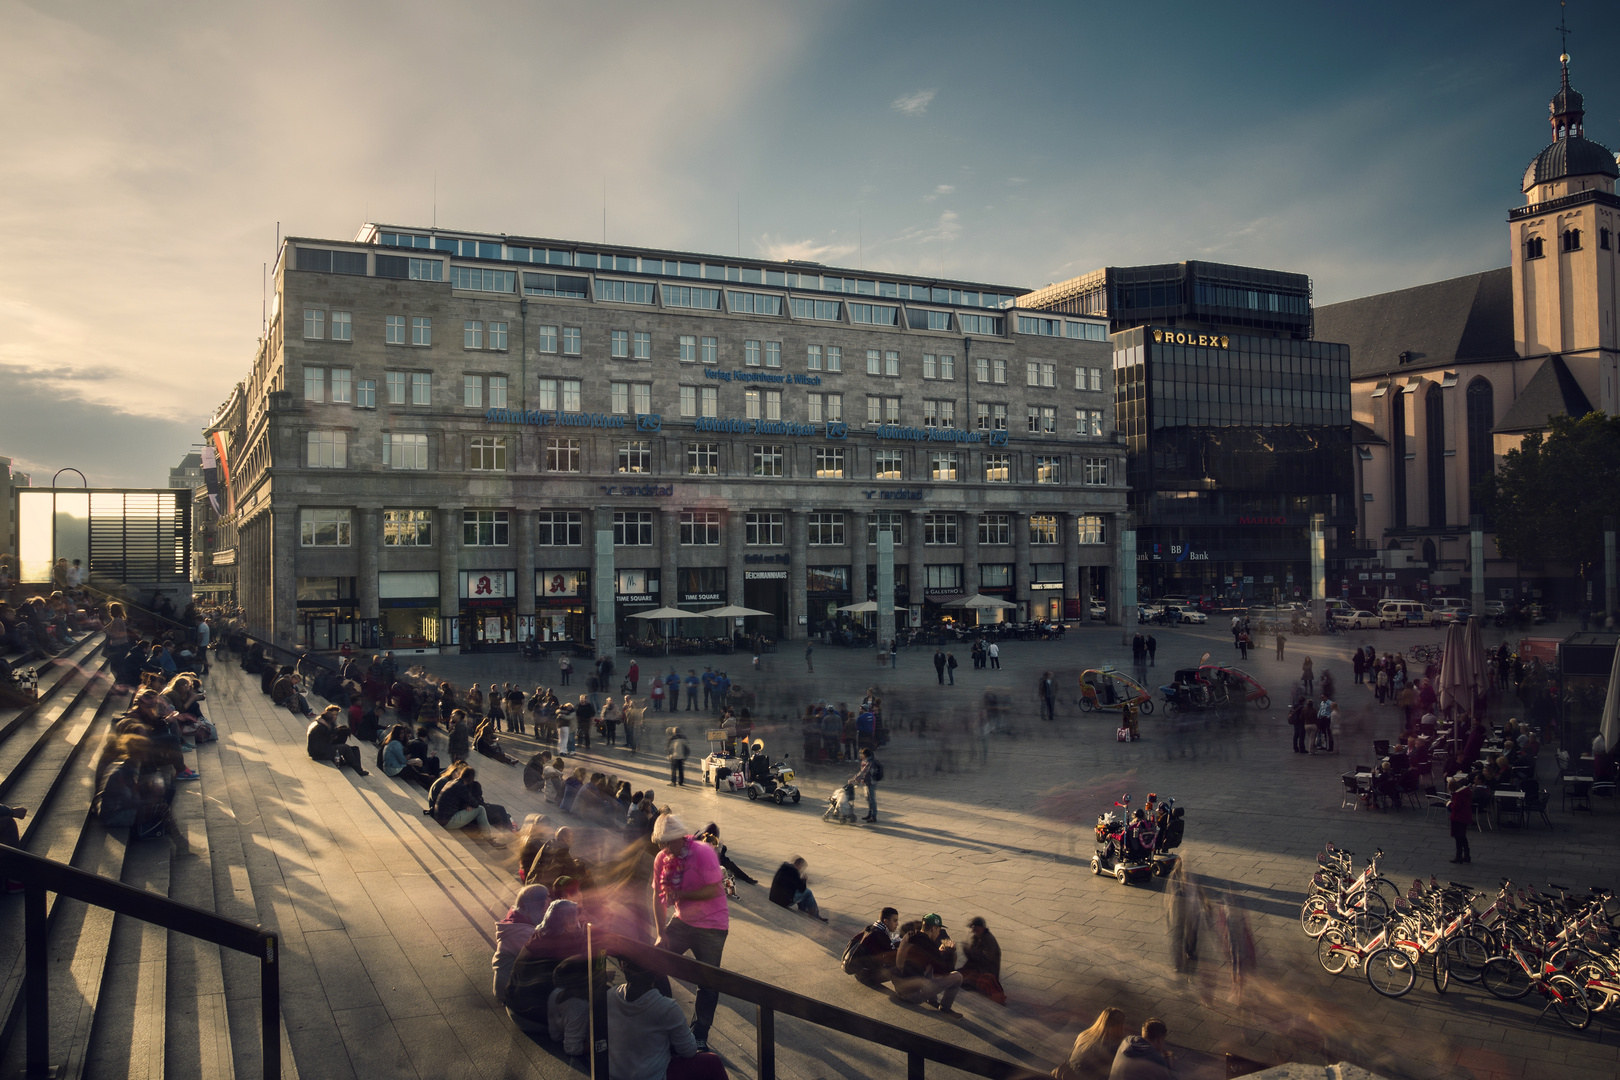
[1378, 600, 1441, 627]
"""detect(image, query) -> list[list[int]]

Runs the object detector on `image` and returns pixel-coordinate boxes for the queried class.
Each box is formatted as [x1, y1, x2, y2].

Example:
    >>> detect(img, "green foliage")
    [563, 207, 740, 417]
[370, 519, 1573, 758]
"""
[1480, 412, 1620, 569]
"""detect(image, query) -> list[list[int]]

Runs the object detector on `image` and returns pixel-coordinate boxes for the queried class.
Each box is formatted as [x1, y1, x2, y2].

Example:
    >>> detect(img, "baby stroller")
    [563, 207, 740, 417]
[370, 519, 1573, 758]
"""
[1091, 793, 1157, 885]
[823, 782, 859, 824]
[1150, 796, 1186, 877]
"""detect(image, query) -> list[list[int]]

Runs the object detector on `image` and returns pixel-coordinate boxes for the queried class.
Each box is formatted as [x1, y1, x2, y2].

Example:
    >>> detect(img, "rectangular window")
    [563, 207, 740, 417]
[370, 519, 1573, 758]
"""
[618, 441, 651, 473]
[1029, 514, 1059, 545]
[632, 383, 651, 415]
[470, 435, 507, 471]
[686, 443, 720, 475]
[700, 387, 718, 417]
[849, 303, 898, 326]
[1084, 458, 1110, 485]
[464, 320, 484, 349]
[727, 291, 783, 316]
[613, 511, 654, 546]
[978, 513, 1011, 545]
[980, 564, 1011, 587]
[303, 367, 325, 402]
[745, 512, 784, 546]
[489, 322, 508, 350]
[814, 447, 845, 478]
[930, 452, 959, 481]
[382, 509, 433, 547]
[925, 564, 963, 590]
[408, 258, 442, 282]
[745, 340, 761, 367]
[807, 512, 845, 546]
[463, 510, 509, 547]
[874, 449, 903, 480]
[1017, 315, 1062, 336]
[791, 297, 842, 321]
[807, 344, 823, 370]
[922, 400, 955, 428]
[521, 272, 588, 298]
[562, 327, 581, 355]
[611, 330, 629, 358]
[536, 325, 558, 353]
[305, 430, 346, 468]
[411, 317, 431, 346]
[329, 369, 351, 403]
[487, 376, 507, 408]
[300, 509, 351, 547]
[984, 453, 1010, 483]
[993, 358, 1006, 384]
[611, 382, 629, 414]
[679, 510, 722, 546]
[599, 279, 655, 304]
[866, 396, 882, 424]
[764, 389, 781, 420]
[1077, 514, 1107, 544]
[1035, 456, 1062, 484]
[807, 393, 824, 422]
[866, 349, 882, 375]
[661, 284, 723, 309]
[634, 331, 651, 360]
[883, 396, 900, 422]
[868, 511, 903, 546]
[536, 510, 583, 546]
[385, 371, 407, 404]
[1077, 366, 1104, 392]
[907, 309, 953, 332]
[679, 386, 697, 417]
[562, 379, 581, 412]
[884, 350, 900, 377]
[678, 335, 697, 362]
[824, 392, 843, 421]
[959, 313, 1002, 335]
[745, 388, 761, 419]
[464, 374, 483, 408]
[410, 372, 431, 405]
[751, 444, 784, 477]
[303, 309, 325, 340]
[331, 311, 352, 341]
[386, 433, 429, 470]
[354, 379, 375, 409]
[826, 346, 842, 372]
[385, 314, 406, 345]
[1077, 408, 1104, 436]
[976, 356, 990, 383]
[765, 341, 781, 369]
[538, 379, 559, 411]
[546, 437, 580, 472]
[701, 337, 718, 364]
[451, 266, 515, 292]
[924, 513, 958, 545]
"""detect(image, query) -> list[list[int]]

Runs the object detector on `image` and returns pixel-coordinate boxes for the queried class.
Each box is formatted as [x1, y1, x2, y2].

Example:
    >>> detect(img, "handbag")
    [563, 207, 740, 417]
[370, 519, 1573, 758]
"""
[1116, 727, 1131, 742]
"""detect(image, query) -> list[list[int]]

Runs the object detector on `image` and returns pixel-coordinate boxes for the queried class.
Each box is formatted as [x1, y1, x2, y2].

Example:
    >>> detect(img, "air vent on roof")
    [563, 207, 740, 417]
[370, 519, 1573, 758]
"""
[1398, 351, 1411, 364]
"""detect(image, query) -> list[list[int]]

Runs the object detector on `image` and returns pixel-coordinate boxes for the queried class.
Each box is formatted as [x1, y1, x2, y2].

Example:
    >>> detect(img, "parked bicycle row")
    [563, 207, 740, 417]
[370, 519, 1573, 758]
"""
[1299, 843, 1617, 1030]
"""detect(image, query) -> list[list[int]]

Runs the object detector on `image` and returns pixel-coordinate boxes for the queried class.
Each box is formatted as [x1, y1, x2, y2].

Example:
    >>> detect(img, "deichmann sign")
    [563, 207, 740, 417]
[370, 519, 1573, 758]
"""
[1153, 329, 1231, 348]
[485, 408, 627, 428]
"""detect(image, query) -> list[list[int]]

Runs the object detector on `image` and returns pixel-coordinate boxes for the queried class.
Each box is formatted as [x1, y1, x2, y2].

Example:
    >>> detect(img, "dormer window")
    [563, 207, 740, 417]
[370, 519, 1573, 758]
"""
[1525, 236, 1545, 260]
[1562, 228, 1582, 252]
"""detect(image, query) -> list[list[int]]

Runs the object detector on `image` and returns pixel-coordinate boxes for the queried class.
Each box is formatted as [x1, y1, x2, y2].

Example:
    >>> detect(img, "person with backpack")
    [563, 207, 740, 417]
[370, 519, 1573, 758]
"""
[667, 726, 690, 787]
[854, 747, 882, 822]
[843, 907, 900, 987]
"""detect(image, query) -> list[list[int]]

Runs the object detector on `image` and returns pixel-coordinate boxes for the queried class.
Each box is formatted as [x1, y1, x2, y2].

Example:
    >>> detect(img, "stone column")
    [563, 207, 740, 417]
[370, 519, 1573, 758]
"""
[516, 508, 536, 618]
[788, 510, 808, 640]
[726, 506, 745, 608]
[438, 507, 461, 652]
[1065, 511, 1084, 622]
[850, 510, 869, 603]
[962, 510, 980, 597]
[1014, 511, 1032, 618]
[356, 505, 380, 648]
[660, 509, 680, 608]
[271, 505, 298, 650]
[909, 509, 927, 609]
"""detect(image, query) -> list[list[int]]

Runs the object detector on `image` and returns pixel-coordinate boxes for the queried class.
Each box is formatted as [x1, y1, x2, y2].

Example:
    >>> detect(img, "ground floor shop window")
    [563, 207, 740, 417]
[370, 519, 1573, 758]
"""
[379, 604, 439, 649]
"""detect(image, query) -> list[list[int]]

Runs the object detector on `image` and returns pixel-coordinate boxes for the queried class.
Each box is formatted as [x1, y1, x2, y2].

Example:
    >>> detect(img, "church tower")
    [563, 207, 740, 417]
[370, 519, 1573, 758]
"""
[1510, 43, 1620, 408]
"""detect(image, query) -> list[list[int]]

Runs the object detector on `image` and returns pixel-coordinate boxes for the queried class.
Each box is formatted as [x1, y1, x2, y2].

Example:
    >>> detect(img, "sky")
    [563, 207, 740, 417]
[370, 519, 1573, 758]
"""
[3, 0, 1618, 488]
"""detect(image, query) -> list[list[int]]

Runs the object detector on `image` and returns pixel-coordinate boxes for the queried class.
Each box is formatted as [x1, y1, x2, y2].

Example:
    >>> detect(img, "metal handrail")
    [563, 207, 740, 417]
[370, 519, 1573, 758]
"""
[0, 845, 279, 1080]
[587, 930, 1045, 1080]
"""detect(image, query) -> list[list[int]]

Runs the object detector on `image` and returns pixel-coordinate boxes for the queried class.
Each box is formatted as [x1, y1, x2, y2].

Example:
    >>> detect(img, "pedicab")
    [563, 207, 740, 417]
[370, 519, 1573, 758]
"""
[1196, 664, 1271, 710]
[1078, 667, 1155, 715]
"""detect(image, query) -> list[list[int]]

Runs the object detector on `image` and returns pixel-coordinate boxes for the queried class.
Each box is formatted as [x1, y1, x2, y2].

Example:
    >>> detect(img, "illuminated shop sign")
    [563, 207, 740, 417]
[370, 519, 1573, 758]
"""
[1152, 329, 1230, 349]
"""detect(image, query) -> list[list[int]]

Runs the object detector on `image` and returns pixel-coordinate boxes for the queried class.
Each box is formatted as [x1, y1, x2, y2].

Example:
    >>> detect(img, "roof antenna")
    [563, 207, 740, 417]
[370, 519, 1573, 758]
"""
[433, 173, 437, 228]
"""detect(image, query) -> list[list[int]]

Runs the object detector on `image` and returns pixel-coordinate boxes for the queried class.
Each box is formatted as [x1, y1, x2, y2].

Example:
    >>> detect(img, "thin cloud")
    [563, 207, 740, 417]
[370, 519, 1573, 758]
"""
[891, 89, 937, 116]
[922, 183, 955, 203]
[892, 211, 962, 246]
[757, 235, 858, 263]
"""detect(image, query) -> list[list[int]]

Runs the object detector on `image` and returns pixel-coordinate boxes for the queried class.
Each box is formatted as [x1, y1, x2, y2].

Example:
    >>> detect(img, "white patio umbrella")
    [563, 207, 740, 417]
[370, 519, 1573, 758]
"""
[836, 601, 906, 613]
[1598, 637, 1620, 756]
[627, 606, 700, 620]
[694, 604, 774, 618]
[943, 594, 1018, 609]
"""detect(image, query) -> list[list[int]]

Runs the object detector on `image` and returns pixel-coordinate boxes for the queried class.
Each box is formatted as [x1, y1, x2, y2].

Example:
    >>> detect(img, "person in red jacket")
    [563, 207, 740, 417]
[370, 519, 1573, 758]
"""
[1448, 777, 1473, 863]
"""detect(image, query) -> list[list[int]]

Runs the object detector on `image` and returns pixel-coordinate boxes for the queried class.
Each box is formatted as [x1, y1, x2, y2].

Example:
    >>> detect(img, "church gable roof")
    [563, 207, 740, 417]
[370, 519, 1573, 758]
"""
[1493, 354, 1594, 434]
[1314, 268, 1514, 379]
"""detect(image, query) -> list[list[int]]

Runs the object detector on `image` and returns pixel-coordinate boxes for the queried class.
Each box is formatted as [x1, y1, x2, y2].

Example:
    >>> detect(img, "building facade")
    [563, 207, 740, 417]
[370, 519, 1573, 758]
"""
[1023, 262, 1353, 604]
[1314, 52, 1618, 609]
[222, 225, 1128, 652]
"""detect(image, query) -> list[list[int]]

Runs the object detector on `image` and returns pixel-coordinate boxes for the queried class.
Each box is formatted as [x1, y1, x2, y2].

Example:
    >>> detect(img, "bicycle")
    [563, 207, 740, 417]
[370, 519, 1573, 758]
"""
[1480, 934, 1592, 1029]
[1302, 848, 1396, 941]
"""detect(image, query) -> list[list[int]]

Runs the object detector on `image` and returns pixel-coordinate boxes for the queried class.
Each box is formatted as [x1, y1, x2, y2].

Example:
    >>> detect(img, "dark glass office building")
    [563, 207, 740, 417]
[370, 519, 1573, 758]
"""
[1024, 262, 1352, 604]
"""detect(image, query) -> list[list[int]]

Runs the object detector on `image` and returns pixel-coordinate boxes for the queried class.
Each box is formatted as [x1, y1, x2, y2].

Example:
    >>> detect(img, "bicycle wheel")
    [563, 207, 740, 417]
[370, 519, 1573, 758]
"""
[1301, 897, 1331, 938]
[1367, 877, 1402, 914]
[1365, 947, 1417, 998]
[1317, 927, 1352, 974]
[1432, 947, 1450, 994]
[1549, 975, 1593, 1030]
[1442, 931, 1491, 984]
[1345, 911, 1387, 949]
[1481, 956, 1532, 1000]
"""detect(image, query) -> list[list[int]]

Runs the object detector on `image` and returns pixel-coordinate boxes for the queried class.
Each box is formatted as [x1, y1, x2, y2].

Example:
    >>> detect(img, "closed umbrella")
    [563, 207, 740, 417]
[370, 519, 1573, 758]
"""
[1599, 638, 1620, 756]
[1436, 623, 1468, 718]
[1462, 616, 1487, 715]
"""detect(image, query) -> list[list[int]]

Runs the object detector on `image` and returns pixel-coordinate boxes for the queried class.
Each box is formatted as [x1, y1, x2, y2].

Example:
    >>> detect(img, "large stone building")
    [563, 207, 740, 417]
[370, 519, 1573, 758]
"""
[1022, 261, 1353, 605]
[1315, 51, 1618, 608]
[218, 225, 1128, 652]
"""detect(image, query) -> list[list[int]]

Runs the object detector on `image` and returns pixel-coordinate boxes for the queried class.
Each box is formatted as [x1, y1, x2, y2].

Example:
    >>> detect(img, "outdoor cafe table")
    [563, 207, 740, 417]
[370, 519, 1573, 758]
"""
[1493, 788, 1527, 827]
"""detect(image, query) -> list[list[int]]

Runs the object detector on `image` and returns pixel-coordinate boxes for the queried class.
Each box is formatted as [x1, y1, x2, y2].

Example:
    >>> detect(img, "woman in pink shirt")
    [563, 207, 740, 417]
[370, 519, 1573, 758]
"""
[652, 813, 729, 1051]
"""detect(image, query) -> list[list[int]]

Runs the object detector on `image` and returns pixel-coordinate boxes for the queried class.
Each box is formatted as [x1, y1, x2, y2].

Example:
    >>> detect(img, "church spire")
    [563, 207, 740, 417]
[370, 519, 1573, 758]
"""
[1550, 1, 1584, 140]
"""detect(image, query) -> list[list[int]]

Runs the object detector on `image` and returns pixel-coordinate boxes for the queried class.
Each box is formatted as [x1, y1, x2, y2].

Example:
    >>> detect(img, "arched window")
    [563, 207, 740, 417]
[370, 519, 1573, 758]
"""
[1466, 378, 1495, 521]
[1391, 392, 1407, 528]
[1426, 385, 1445, 527]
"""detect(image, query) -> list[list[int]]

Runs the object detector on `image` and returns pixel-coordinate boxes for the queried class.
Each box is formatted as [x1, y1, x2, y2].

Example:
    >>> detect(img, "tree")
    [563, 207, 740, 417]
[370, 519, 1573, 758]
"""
[1479, 412, 1620, 574]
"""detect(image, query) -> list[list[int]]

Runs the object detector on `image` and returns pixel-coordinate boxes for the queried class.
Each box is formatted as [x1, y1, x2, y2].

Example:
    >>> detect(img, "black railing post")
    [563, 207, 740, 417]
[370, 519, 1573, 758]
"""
[757, 1004, 775, 1080]
[261, 933, 280, 1080]
[588, 923, 610, 1080]
[908, 1050, 925, 1080]
[24, 884, 49, 1079]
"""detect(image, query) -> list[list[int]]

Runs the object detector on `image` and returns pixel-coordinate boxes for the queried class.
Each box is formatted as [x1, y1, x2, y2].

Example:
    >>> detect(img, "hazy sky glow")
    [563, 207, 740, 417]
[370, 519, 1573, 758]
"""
[3, 0, 1617, 486]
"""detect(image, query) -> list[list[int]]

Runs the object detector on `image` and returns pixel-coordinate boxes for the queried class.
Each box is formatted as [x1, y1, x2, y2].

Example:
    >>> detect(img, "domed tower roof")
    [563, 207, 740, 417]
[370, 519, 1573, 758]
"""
[1522, 51, 1618, 192]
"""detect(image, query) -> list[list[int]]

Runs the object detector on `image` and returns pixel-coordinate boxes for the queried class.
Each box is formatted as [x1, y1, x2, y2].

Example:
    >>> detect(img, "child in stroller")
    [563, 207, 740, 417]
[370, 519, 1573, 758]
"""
[823, 782, 859, 824]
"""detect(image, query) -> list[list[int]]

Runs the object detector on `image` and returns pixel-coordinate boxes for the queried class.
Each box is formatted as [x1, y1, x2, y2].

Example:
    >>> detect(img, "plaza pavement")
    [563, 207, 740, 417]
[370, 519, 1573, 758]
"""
[208, 617, 1617, 1080]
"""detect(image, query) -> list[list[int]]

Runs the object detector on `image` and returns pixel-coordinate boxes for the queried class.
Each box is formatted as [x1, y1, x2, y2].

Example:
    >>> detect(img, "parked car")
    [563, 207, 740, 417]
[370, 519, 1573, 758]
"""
[1482, 600, 1507, 618]
[1164, 605, 1208, 625]
[1377, 600, 1442, 627]
[1334, 610, 1386, 630]
[1089, 601, 1107, 620]
[1429, 598, 1471, 622]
